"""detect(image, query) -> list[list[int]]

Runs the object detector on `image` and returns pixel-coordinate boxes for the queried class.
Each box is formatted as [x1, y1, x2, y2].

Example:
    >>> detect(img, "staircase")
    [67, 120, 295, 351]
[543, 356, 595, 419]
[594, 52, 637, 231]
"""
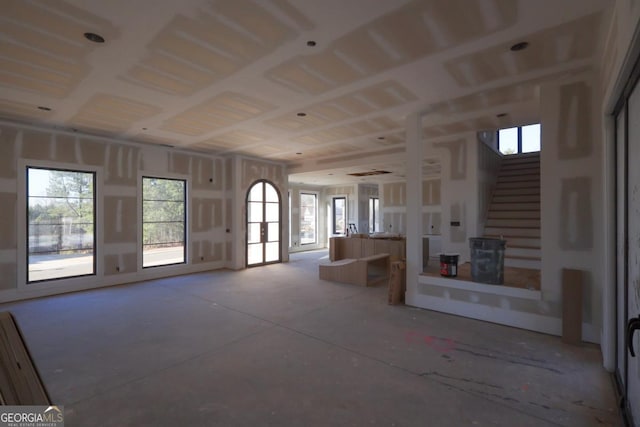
[484, 152, 540, 270]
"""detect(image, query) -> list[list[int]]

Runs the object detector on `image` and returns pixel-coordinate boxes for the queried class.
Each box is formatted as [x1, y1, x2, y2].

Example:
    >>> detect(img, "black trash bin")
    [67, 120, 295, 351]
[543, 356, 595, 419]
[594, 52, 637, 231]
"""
[469, 238, 506, 285]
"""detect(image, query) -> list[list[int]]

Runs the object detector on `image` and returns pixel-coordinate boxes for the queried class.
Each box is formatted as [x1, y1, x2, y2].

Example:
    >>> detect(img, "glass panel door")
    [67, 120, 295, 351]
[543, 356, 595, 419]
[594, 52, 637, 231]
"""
[246, 181, 281, 267]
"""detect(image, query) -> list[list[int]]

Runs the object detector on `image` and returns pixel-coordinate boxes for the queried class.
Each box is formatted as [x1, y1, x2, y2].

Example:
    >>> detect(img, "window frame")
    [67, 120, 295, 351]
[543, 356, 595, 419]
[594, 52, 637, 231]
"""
[25, 166, 97, 284]
[497, 123, 541, 155]
[299, 192, 318, 245]
[369, 197, 380, 233]
[141, 175, 187, 269]
[332, 196, 347, 235]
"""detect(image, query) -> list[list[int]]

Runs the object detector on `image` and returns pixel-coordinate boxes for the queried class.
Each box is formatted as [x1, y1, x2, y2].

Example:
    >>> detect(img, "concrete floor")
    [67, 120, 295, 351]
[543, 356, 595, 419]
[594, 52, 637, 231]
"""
[1, 250, 621, 426]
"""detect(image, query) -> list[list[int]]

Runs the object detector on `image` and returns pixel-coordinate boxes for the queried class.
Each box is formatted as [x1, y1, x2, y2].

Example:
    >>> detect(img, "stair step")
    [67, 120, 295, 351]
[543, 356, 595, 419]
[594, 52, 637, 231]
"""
[504, 256, 541, 270]
[484, 235, 541, 247]
[499, 167, 540, 176]
[490, 202, 540, 211]
[506, 246, 541, 258]
[497, 174, 540, 183]
[484, 227, 541, 237]
[493, 187, 540, 196]
[501, 161, 540, 171]
[495, 181, 540, 189]
[503, 152, 540, 159]
[486, 218, 540, 228]
[492, 194, 540, 203]
[502, 153, 540, 162]
[488, 211, 540, 219]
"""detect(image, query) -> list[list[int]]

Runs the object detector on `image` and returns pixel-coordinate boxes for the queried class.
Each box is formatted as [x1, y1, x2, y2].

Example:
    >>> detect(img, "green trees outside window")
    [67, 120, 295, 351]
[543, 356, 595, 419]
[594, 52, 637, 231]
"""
[27, 167, 95, 282]
[142, 177, 186, 267]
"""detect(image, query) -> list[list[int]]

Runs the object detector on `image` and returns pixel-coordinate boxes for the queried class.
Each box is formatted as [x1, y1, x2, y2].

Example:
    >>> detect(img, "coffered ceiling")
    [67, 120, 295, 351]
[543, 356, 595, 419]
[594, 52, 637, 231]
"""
[0, 0, 611, 185]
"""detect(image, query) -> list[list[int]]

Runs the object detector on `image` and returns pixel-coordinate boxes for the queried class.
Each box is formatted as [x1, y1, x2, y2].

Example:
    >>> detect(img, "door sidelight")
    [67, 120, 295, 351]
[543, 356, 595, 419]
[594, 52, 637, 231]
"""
[628, 316, 640, 357]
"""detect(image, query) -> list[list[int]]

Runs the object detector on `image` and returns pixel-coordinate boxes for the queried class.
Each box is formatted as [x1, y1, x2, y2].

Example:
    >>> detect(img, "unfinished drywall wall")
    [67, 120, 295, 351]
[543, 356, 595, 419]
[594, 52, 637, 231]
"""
[477, 139, 503, 234]
[422, 179, 442, 235]
[0, 121, 227, 301]
[540, 72, 603, 341]
[431, 136, 480, 261]
[380, 179, 442, 236]
[600, 0, 640, 103]
[381, 181, 406, 234]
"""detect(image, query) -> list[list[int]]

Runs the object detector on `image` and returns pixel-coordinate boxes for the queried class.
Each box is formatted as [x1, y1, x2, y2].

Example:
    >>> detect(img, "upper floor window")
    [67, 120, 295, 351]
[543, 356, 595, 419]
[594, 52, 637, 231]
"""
[27, 167, 95, 283]
[142, 177, 186, 268]
[498, 124, 540, 155]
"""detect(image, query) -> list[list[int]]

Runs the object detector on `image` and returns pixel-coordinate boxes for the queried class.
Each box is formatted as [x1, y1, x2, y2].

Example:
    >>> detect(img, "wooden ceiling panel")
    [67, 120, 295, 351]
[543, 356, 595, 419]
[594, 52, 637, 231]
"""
[266, 0, 517, 94]
[265, 80, 416, 132]
[445, 12, 603, 87]
[0, 1, 116, 98]
[423, 116, 498, 139]
[206, 130, 269, 147]
[69, 94, 162, 133]
[162, 92, 276, 136]
[122, 1, 306, 96]
[429, 83, 536, 115]
[0, 98, 53, 122]
[293, 115, 402, 145]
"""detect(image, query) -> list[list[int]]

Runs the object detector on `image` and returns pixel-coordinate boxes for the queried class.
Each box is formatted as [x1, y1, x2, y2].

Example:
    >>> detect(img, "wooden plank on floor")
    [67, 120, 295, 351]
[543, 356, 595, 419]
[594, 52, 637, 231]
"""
[562, 269, 583, 345]
[0, 311, 51, 405]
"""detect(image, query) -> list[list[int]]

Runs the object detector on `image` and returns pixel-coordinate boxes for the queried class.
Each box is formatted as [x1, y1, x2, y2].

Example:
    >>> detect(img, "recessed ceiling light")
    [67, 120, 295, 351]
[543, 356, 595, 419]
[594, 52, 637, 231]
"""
[377, 136, 385, 140]
[297, 112, 307, 117]
[510, 41, 529, 52]
[496, 113, 507, 118]
[142, 127, 148, 130]
[307, 40, 316, 47]
[328, 173, 333, 176]
[296, 152, 302, 155]
[84, 32, 105, 43]
[37, 106, 52, 111]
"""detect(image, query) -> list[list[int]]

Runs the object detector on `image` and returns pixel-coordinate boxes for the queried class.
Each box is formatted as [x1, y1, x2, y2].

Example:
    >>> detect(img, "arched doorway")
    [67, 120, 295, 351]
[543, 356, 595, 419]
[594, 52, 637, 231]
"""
[246, 180, 281, 267]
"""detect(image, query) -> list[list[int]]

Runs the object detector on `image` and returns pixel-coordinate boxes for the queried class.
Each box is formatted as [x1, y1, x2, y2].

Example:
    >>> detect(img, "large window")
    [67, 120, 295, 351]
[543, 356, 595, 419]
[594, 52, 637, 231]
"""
[369, 197, 379, 233]
[142, 177, 186, 268]
[498, 123, 541, 155]
[332, 197, 346, 235]
[27, 167, 95, 282]
[300, 193, 317, 245]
